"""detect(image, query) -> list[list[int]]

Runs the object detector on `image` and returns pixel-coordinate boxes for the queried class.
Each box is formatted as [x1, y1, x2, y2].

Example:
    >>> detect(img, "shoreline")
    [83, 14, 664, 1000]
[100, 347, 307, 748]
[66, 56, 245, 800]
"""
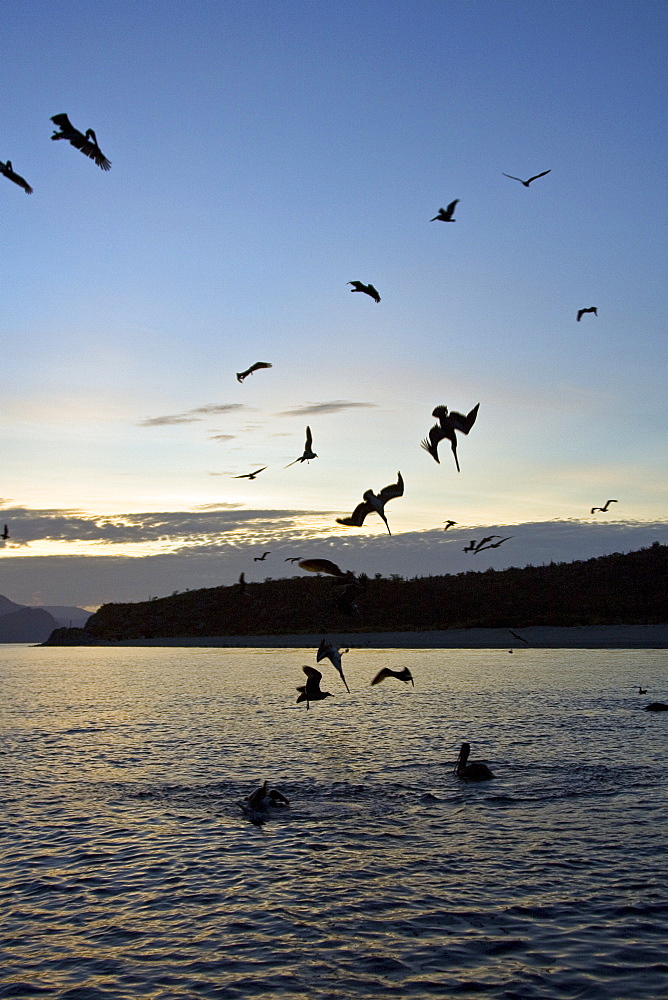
[100, 623, 668, 649]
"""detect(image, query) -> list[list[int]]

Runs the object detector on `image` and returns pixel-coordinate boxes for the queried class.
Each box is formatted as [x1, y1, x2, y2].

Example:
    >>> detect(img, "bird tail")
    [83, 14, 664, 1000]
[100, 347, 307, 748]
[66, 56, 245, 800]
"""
[420, 438, 440, 463]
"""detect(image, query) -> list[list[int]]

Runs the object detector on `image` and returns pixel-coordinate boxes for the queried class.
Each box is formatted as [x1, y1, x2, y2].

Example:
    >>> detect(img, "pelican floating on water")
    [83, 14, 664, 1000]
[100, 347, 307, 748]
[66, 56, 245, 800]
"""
[50, 113, 111, 170]
[454, 743, 495, 781]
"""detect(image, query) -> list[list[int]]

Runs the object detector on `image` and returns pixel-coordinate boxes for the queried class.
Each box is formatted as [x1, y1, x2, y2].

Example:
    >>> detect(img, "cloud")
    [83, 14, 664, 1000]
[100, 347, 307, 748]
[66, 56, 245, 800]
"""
[139, 403, 248, 426]
[276, 400, 378, 417]
[208, 434, 236, 442]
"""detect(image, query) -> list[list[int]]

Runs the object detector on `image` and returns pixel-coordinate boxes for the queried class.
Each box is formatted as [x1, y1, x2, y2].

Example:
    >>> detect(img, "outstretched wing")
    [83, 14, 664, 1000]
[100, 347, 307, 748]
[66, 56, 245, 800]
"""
[337, 499, 373, 527]
[448, 403, 480, 435]
[370, 668, 392, 686]
[305, 426, 313, 449]
[366, 284, 381, 302]
[378, 472, 404, 505]
[50, 113, 75, 132]
[348, 281, 364, 291]
[502, 173, 523, 183]
[526, 170, 551, 183]
[0, 162, 32, 193]
[299, 558, 346, 577]
[302, 665, 323, 681]
[446, 198, 459, 216]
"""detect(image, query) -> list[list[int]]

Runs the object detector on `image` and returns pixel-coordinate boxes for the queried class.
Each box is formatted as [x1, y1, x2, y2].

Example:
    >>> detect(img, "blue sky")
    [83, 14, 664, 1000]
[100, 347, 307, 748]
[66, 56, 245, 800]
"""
[1, 0, 666, 608]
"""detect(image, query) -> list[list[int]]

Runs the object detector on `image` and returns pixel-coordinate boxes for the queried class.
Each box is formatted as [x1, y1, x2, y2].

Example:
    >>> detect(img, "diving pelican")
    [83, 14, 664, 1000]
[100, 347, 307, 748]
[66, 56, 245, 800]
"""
[236, 361, 272, 382]
[348, 281, 381, 303]
[421, 403, 479, 471]
[50, 114, 111, 170]
[0, 160, 33, 193]
[316, 639, 350, 692]
[337, 472, 404, 535]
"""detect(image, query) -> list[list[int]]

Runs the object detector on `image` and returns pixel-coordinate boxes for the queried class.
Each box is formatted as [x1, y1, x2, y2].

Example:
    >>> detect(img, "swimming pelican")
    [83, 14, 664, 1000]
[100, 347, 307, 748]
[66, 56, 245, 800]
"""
[0, 160, 33, 193]
[370, 666, 414, 686]
[337, 472, 404, 535]
[246, 780, 289, 810]
[236, 361, 272, 382]
[421, 403, 479, 471]
[455, 742, 495, 781]
[296, 666, 333, 709]
[50, 113, 111, 170]
[590, 499, 617, 513]
[233, 467, 267, 479]
[430, 199, 459, 222]
[348, 280, 381, 303]
[285, 426, 318, 466]
[502, 169, 551, 187]
[644, 702, 668, 712]
[577, 307, 598, 322]
[317, 639, 350, 692]
[637, 686, 647, 694]
[253, 551, 270, 561]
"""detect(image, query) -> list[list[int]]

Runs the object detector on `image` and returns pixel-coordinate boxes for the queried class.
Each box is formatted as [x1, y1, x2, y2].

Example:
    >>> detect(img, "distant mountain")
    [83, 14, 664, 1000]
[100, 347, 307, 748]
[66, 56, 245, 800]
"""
[0, 597, 91, 642]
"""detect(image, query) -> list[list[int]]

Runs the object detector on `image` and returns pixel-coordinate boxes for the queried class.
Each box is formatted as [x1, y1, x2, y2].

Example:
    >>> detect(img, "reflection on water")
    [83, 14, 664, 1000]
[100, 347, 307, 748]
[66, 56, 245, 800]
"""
[1, 645, 667, 999]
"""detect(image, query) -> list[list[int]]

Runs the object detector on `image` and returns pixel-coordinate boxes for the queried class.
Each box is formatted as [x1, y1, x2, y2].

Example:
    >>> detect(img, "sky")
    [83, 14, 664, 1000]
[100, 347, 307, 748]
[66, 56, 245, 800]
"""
[1, 0, 666, 610]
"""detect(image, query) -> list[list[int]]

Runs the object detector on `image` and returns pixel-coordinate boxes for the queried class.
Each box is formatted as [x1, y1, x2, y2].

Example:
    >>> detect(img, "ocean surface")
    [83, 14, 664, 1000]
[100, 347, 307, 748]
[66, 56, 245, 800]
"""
[1, 644, 667, 1000]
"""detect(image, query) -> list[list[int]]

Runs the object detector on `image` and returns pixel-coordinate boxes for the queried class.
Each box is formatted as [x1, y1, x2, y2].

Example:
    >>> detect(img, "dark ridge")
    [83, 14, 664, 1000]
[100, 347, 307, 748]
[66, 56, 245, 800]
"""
[44, 542, 667, 644]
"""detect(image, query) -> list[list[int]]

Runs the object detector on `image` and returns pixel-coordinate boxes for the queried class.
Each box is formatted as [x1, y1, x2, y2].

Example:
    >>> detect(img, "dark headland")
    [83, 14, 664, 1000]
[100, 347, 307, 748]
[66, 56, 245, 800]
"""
[43, 543, 668, 648]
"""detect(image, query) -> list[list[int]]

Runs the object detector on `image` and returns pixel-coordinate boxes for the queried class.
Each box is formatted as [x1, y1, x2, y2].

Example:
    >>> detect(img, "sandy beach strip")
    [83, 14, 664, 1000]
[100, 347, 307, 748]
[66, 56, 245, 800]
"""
[110, 623, 668, 649]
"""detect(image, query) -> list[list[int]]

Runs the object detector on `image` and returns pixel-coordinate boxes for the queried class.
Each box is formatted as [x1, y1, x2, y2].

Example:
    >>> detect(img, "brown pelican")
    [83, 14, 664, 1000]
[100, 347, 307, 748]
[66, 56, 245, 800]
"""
[0, 160, 33, 193]
[637, 686, 647, 694]
[591, 499, 617, 513]
[455, 742, 495, 781]
[502, 169, 551, 187]
[253, 551, 270, 561]
[236, 361, 272, 382]
[296, 666, 333, 709]
[298, 558, 353, 579]
[348, 281, 380, 303]
[285, 426, 318, 466]
[233, 467, 267, 480]
[474, 535, 500, 551]
[50, 114, 111, 170]
[476, 535, 513, 552]
[443, 520, 457, 530]
[317, 639, 350, 692]
[431, 199, 459, 222]
[463, 540, 478, 552]
[241, 780, 290, 822]
[577, 307, 598, 322]
[370, 666, 414, 686]
[337, 472, 403, 535]
[421, 403, 479, 471]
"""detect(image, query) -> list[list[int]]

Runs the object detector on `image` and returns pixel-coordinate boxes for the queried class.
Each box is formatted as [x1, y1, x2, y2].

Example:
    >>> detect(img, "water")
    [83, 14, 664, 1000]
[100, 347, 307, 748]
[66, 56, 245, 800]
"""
[1, 644, 667, 1000]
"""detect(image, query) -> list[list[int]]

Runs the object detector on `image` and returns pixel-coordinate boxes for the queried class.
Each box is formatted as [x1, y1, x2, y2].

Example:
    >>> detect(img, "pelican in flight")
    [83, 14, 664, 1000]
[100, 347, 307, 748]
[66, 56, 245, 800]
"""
[431, 199, 459, 222]
[233, 467, 267, 480]
[236, 361, 272, 382]
[337, 471, 404, 535]
[508, 629, 529, 645]
[348, 280, 380, 303]
[591, 499, 617, 513]
[285, 426, 318, 467]
[476, 535, 513, 552]
[370, 666, 414, 687]
[577, 307, 598, 322]
[443, 520, 457, 530]
[296, 666, 333, 709]
[455, 743, 495, 781]
[253, 551, 270, 561]
[50, 114, 111, 170]
[298, 558, 353, 579]
[0, 160, 33, 193]
[317, 639, 350, 692]
[502, 169, 551, 187]
[421, 403, 479, 471]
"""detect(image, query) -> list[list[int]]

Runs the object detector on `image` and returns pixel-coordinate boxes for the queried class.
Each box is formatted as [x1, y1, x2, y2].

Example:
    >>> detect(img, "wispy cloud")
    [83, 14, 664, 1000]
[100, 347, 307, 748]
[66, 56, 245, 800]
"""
[208, 434, 236, 442]
[139, 403, 248, 427]
[277, 400, 378, 417]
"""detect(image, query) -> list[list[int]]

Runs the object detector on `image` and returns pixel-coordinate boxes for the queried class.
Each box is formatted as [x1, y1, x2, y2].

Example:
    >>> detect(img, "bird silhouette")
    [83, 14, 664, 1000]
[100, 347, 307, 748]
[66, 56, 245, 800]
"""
[1, 524, 9, 541]
[443, 520, 457, 530]
[370, 666, 414, 687]
[0, 160, 33, 193]
[285, 426, 318, 466]
[253, 551, 270, 561]
[637, 686, 647, 694]
[577, 307, 598, 322]
[473, 535, 500, 551]
[233, 467, 267, 480]
[337, 471, 404, 535]
[348, 281, 380, 303]
[237, 571, 248, 596]
[298, 558, 353, 579]
[236, 361, 272, 382]
[591, 499, 617, 513]
[476, 535, 513, 552]
[421, 403, 479, 471]
[455, 742, 495, 781]
[245, 780, 290, 812]
[284, 556, 301, 563]
[508, 629, 529, 645]
[50, 114, 111, 170]
[430, 199, 459, 221]
[463, 540, 478, 552]
[317, 639, 350, 692]
[296, 666, 333, 709]
[502, 169, 551, 187]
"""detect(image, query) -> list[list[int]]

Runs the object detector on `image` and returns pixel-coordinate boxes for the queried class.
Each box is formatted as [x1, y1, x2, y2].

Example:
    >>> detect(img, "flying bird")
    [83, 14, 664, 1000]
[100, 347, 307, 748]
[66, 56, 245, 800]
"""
[463, 540, 478, 552]
[298, 558, 353, 579]
[577, 307, 598, 322]
[430, 199, 459, 222]
[253, 551, 270, 561]
[336, 471, 404, 535]
[370, 667, 414, 687]
[236, 361, 272, 382]
[508, 629, 529, 645]
[317, 639, 350, 692]
[296, 666, 333, 709]
[0, 160, 33, 193]
[454, 742, 495, 781]
[348, 281, 381, 303]
[284, 557, 301, 563]
[474, 535, 500, 551]
[443, 520, 457, 531]
[591, 499, 617, 513]
[50, 113, 111, 170]
[502, 169, 551, 187]
[233, 467, 267, 480]
[421, 403, 479, 471]
[476, 535, 513, 552]
[285, 426, 318, 467]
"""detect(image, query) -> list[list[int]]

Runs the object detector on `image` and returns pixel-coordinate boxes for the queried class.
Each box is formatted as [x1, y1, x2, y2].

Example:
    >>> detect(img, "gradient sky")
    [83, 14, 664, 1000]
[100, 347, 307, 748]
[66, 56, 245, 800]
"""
[1, 0, 666, 608]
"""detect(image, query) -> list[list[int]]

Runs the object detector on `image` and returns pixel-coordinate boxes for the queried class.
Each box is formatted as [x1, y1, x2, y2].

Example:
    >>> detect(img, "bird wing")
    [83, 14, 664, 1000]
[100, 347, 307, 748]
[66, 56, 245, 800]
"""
[421, 424, 444, 462]
[68, 130, 111, 169]
[577, 310, 584, 321]
[348, 281, 363, 291]
[305, 426, 313, 449]
[502, 173, 523, 183]
[367, 284, 380, 302]
[250, 361, 272, 373]
[302, 665, 323, 681]
[527, 170, 551, 183]
[50, 113, 75, 132]
[298, 558, 345, 577]
[337, 499, 373, 527]
[370, 668, 392, 685]
[446, 198, 459, 215]
[378, 472, 404, 505]
[448, 403, 480, 434]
